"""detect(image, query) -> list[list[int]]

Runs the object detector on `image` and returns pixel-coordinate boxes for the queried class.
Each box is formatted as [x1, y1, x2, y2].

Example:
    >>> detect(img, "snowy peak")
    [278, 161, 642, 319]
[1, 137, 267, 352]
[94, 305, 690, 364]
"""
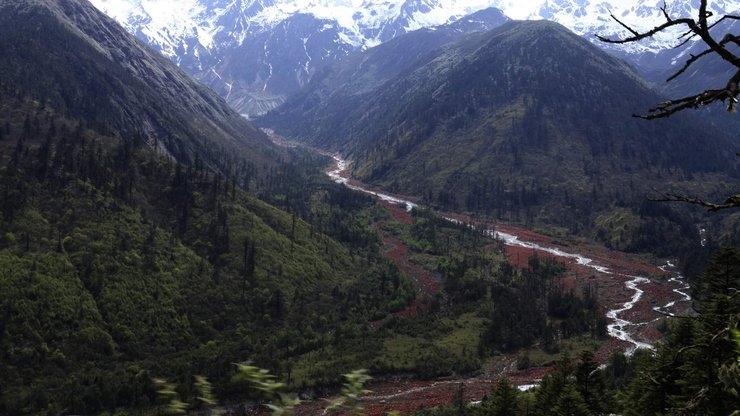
[90, 0, 500, 51]
[88, 0, 738, 116]
[89, 0, 511, 115]
[88, 0, 740, 63]
[493, 0, 737, 54]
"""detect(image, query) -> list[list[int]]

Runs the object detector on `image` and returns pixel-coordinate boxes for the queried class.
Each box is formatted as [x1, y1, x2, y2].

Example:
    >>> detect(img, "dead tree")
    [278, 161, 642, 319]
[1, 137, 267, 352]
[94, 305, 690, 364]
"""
[599, 0, 739, 211]
[597, 0, 739, 119]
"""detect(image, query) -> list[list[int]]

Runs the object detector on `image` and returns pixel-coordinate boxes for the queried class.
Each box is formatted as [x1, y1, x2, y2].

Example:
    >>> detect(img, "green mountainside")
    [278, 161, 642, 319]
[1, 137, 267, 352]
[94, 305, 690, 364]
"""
[0, 94, 600, 413]
[0, 0, 414, 413]
[1, 1, 738, 414]
[0, 6, 617, 411]
[261, 20, 740, 256]
[0, 97, 413, 413]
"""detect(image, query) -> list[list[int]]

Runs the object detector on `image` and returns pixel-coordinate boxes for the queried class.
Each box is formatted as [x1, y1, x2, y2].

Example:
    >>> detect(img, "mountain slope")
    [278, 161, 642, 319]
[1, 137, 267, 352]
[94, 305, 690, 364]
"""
[88, 0, 511, 115]
[258, 6, 509, 141]
[0, 1, 414, 413]
[0, 0, 276, 172]
[196, 4, 508, 116]
[261, 20, 739, 252]
[88, 0, 738, 117]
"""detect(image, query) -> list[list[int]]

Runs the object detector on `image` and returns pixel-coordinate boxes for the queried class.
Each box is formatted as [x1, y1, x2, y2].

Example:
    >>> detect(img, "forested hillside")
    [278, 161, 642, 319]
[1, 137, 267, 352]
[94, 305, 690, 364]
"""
[0, 94, 609, 412]
[0, 1, 605, 413]
[0, 0, 277, 174]
[1, 0, 738, 414]
[260, 20, 740, 262]
[0, 84, 420, 413]
[0, 0, 415, 412]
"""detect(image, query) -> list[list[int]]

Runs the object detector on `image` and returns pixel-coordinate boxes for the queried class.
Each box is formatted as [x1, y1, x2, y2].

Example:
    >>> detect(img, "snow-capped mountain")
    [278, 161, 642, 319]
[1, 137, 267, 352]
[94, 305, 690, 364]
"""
[91, 0, 499, 51]
[88, 0, 738, 116]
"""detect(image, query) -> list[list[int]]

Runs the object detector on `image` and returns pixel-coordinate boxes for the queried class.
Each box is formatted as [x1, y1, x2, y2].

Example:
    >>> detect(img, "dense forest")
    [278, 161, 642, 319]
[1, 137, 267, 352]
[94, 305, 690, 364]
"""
[1, 87, 736, 415]
[0, 87, 412, 413]
[0, 83, 613, 414]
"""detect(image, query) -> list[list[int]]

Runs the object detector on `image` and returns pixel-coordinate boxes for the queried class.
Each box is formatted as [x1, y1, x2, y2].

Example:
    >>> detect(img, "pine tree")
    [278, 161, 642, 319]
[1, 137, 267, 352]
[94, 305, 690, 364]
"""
[553, 383, 591, 416]
[575, 350, 607, 414]
[533, 353, 573, 415]
[487, 377, 520, 416]
[620, 247, 740, 415]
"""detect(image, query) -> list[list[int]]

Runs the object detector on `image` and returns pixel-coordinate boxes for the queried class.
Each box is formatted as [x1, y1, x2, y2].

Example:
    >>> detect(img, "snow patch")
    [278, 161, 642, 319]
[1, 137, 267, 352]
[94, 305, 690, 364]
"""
[89, 0, 727, 61]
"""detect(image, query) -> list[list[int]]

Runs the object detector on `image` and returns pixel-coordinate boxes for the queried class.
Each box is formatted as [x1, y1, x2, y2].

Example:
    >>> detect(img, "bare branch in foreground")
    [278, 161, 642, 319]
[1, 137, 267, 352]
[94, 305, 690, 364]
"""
[650, 191, 740, 212]
[596, 0, 740, 119]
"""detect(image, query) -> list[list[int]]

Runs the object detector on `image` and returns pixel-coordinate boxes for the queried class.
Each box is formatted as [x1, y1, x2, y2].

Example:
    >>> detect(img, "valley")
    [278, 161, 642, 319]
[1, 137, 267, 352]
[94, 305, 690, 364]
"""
[276, 151, 694, 415]
[0, 0, 737, 414]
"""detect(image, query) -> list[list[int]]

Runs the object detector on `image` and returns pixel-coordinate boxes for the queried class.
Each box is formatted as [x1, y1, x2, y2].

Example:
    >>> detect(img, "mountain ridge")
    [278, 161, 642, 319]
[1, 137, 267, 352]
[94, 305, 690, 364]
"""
[260, 19, 738, 253]
[0, 0, 276, 172]
[88, 0, 740, 116]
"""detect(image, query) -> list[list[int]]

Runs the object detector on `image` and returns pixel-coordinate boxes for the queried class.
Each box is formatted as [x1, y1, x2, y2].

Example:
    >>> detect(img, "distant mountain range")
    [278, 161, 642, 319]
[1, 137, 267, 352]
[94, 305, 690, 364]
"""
[88, 0, 740, 116]
[260, 18, 739, 253]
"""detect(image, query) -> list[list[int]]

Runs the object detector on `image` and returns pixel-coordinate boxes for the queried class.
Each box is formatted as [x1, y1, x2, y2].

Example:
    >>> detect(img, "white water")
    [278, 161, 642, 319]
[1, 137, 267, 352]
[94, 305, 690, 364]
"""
[653, 262, 692, 317]
[485, 229, 613, 274]
[326, 155, 418, 212]
[485, 227, 655, 354]
[326, 155, 689, 354]
[606, 276, 654, 353]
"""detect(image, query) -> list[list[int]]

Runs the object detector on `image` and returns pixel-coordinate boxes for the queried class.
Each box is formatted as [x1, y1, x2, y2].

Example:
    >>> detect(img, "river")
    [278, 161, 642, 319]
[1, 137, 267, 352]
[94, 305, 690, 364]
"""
[326, 154, 691, 354]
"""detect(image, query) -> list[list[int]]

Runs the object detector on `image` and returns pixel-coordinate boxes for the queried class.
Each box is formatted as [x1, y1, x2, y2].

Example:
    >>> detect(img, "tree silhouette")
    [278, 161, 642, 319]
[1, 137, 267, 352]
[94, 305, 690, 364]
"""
[597, 0, 739, 119]
[599, 0, 739, 211]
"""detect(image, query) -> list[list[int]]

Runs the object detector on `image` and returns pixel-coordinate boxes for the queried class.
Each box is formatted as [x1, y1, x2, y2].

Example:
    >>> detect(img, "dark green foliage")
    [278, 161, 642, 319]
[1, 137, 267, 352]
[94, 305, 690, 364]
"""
[483, 280, 548, 352]
[551, 383, 592, 416]
[692, 247, 740, 314]
[412, 345, 479, 379]
[574, 350, 608, 414]
[477, 377, 521, 416]
[618, 247, 740, 415]
[0, 252, 117, 414]
[0, 97, 413, 414]
[548, 282, 606, 339]
[532, 353, 594, 416]
[477, 255, 604, 354]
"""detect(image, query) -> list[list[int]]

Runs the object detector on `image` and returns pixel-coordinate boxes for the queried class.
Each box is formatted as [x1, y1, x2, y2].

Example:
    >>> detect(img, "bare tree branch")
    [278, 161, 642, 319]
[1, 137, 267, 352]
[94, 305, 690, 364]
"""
[668, 33, 740, 82]
[596, 0, 740, 119]
[603, 9, 641, 38]
[650, 190, 740, 212]
[598, 1, 739, 212]
[595, 17, 695, 45]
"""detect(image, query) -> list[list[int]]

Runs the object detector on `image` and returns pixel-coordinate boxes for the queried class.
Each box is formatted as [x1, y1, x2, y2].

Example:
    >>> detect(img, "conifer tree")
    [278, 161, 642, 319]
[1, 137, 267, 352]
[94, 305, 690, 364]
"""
[620, 247, 740, 415]
[487, 377, 520, 416]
